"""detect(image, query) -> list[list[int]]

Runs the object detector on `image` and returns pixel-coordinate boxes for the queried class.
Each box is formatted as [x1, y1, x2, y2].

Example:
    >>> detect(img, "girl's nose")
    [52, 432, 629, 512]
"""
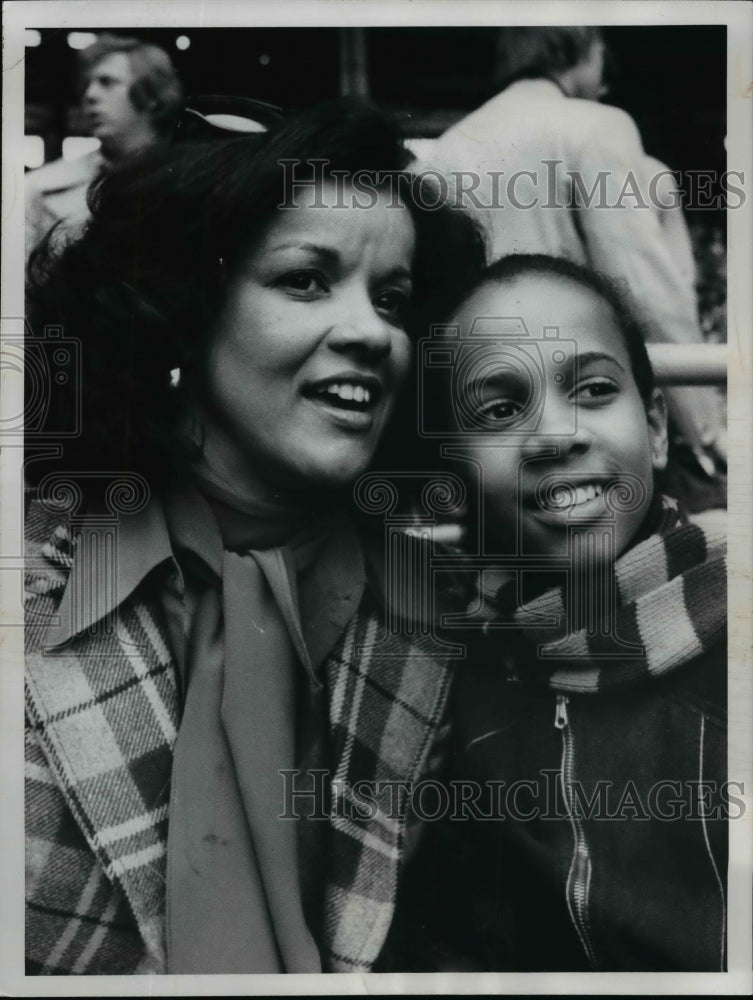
[521, 395, 592, 457]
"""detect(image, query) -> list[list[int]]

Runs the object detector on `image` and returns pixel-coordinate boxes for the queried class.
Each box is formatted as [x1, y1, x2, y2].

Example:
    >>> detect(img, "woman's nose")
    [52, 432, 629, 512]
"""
[328, 292, 394, 358]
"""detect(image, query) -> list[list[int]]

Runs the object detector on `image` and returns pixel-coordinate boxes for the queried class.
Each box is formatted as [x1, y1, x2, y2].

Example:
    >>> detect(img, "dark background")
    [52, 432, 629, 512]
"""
[24, 25, 727, 341]
[25, 25, 726, 180]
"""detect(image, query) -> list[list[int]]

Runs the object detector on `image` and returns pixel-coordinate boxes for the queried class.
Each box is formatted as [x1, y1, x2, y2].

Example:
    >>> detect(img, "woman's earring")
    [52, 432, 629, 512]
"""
[169, 367, 182, 389]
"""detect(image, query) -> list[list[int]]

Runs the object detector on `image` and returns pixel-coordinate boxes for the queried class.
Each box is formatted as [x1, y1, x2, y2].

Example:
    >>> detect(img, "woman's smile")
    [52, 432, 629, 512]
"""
[301, 370, 385, 430]
[193, 179, 415, 495]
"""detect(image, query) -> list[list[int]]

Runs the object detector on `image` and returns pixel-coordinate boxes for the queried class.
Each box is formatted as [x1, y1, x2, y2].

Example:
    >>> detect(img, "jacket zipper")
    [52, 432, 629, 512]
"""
[554, 694, 599, 970]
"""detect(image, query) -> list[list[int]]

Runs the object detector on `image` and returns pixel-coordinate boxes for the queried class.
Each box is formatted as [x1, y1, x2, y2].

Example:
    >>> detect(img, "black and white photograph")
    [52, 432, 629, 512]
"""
[2, 0, 751, 994]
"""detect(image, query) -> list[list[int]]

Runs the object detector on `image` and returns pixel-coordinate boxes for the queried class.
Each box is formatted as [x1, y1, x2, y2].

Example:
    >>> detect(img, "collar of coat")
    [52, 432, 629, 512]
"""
[25, 494, 455, 973]
[26, 149, 104, 196]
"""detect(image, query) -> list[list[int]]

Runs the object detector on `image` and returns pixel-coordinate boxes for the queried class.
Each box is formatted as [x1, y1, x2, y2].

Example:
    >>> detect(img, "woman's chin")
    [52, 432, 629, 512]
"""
[278, 452, 378, 498]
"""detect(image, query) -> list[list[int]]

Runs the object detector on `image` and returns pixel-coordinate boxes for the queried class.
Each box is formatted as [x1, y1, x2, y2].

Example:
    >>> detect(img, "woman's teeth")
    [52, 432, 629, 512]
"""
[325, 383, 371, 405]
[543, 482, 604, 510]
[307, 381, 375, 411]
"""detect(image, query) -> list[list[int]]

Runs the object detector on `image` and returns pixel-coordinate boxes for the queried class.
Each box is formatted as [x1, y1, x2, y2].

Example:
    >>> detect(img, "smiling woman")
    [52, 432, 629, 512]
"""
[23, 98, 485, 976]
[195, 180, 416, 495]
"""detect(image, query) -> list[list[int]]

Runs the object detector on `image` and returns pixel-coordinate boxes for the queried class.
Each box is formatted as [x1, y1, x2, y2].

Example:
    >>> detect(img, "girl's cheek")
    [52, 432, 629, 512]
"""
[480, 465, 519, 505]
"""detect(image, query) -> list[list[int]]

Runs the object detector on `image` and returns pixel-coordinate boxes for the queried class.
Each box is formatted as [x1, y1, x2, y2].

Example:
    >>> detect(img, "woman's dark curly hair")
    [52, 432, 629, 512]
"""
[25, 98, 485, 494]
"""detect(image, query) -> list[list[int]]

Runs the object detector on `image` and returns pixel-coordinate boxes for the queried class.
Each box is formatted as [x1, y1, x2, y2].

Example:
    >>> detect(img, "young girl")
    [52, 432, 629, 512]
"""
[401, 254, 727, 972]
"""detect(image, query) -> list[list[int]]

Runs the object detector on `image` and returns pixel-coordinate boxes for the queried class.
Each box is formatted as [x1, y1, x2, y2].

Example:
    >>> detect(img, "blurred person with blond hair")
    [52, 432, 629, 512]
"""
[26, 32, 183, 257]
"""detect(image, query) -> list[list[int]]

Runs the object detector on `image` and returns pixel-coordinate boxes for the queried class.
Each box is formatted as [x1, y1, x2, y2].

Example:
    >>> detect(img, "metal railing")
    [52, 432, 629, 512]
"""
[647, 344, 727, 385]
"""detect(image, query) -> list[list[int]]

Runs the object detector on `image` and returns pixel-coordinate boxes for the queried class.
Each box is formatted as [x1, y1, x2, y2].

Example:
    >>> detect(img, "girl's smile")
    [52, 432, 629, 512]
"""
[448, 272, 668, 562]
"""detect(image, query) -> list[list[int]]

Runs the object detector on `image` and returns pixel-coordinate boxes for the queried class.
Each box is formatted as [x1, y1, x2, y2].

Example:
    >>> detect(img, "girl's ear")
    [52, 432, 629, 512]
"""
[647, 388, 669, 471]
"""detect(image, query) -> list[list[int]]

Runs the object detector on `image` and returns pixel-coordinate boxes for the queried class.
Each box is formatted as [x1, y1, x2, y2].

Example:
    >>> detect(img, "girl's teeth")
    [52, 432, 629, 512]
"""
[546, 483, 604, 510]
[551, 492, 572, 509]
[340, 385, 354, 401]
[354, 386, 365, 403]
[327, 384, 340, 395]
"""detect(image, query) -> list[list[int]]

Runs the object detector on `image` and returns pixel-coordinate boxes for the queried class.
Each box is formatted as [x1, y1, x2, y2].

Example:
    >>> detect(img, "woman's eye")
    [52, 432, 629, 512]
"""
[572, 378, 618, 403]
[275, 270, 328, 296]
[374, 289, 411, 326]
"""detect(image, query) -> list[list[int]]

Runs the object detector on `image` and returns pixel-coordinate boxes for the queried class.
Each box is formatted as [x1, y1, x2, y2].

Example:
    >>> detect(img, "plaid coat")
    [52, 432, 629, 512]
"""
[25, 498, 454, 975]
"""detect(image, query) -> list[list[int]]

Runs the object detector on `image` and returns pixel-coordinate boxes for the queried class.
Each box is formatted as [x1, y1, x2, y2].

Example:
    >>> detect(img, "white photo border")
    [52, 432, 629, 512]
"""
[2, 1, 751, 995]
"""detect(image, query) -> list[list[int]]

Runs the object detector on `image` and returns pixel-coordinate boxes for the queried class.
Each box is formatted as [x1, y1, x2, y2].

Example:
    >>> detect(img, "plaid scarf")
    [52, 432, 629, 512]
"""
[477, 497, 726, 693]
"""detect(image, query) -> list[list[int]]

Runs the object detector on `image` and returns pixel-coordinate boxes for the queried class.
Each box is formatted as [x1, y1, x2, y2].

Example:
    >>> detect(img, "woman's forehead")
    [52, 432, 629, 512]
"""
[255, 180, 416, 260]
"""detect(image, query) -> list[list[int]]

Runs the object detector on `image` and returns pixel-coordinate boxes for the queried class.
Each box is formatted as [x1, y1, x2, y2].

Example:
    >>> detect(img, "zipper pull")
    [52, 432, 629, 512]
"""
[554, 694, 569, 730]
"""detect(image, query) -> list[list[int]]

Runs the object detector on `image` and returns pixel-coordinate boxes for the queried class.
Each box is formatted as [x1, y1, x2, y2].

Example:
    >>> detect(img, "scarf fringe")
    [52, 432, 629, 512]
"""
[482, 499, 726, 693]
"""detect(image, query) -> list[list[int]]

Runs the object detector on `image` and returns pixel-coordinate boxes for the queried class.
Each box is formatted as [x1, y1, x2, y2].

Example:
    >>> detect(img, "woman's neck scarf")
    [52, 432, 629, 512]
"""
[164, 471, 365, 973]
[476, 496, 726, 694]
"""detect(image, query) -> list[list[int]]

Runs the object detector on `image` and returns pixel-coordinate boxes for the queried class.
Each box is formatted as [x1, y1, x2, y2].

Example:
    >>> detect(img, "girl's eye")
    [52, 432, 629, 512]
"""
[572, 377, 619, 403]
[476, 398, 523, 423]
[275, 270, 328, 296]
[374, 288, 412, 327]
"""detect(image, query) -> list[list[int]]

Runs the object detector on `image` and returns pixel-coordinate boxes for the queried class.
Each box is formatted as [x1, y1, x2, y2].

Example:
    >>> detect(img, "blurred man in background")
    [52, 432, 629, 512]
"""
[26, 33, 183, 257]
[432, 26, 726, 488]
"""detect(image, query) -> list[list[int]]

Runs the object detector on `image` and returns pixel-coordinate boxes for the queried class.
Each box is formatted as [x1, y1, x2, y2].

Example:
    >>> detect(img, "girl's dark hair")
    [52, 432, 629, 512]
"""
[25, 98, 485, 493]
[473, 253, 656, 402]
